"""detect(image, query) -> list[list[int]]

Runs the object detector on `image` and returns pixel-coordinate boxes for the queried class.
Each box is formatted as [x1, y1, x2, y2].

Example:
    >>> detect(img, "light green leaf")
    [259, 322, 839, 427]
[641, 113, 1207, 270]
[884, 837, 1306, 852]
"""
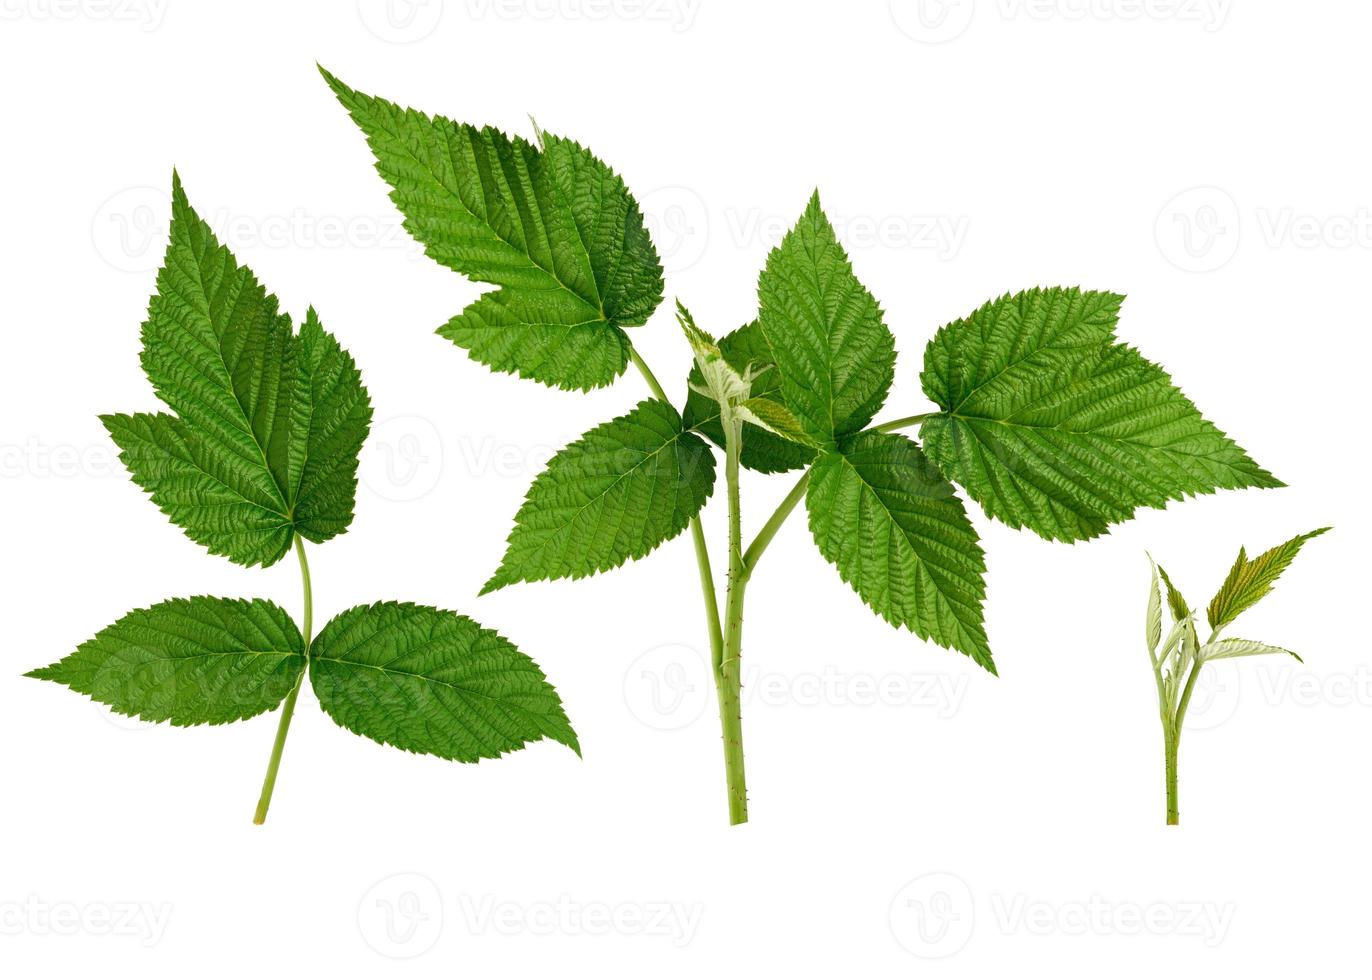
[103, 175, 371, 568]
[738, 397, 818, 448]
[1155, 562, 1190, 622]
[682, 320, 816, 474]
[309, 602, 578, 761]
[1201, 637, 1303, 663]
[805, 430, 993, 672]
[1146, 559, 1162, 658]
[26, 597, 304, 726]
[321, 68, 663, 391]
[756, 193, 895, 446]
[919, 287, 1282, 542]
[1207, 527, 1329, 630]
[482, 399, 716, 593]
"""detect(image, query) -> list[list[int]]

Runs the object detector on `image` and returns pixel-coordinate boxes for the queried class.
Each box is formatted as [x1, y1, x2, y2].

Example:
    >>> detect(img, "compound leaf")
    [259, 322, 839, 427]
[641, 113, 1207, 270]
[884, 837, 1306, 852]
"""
[309, 602, 578, 761]
[682, 320, 816, 473]
[321, 68, 663, 391]
[26, 597, 304, 726]
[805, 430, 993, 672]
[1207, 527, 1329, 630]
[919, 287, 1281, 542]
[756, 193, 895, 447]
[483, 399, 715, 592]
[105, 175, 371, 568]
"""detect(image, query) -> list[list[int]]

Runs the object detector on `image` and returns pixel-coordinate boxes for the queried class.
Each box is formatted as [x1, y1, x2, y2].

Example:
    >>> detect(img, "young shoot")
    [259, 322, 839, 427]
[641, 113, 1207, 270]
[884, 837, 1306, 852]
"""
[1145, 528, 1328, 825]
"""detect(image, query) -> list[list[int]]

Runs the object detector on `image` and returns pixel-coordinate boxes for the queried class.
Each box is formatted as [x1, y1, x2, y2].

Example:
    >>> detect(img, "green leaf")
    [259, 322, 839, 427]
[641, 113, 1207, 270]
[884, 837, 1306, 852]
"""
[26, 597, 304, 726]
[682, 320, 816, 474]
[104, 175, 371, 568]
[290, 308, 373, 541]
[918, 287, 1281, 542]
[1145, 559, 1163, 658]
[756, 193, 895, 446]
[805, 430, 993, 672]
[321, 68, 663, 391]
[738, 397, 817, 447]
[1200, 637, 1303, 663]
[1155, 562, 1190, 622]
[309, 602, 578, 761]
[1206, 527, 1329, 630]
[483, 398, 716, 592]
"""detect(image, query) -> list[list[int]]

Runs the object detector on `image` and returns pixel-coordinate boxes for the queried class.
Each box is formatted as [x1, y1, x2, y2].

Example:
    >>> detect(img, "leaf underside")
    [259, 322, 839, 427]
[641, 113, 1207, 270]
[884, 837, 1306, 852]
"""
[757, 192, 896, 447]
[309, 602, 579, 761]
[104, 175, 371, 568]
[805, 430, 993, 672]
[1207, 527, 1329, 630]
[483, 398, 716, 592]
[321, 68, 663, 391]
[919, 287, 1281, 542]
[682, 320, 817, 473]
[26, 597, 304, 726]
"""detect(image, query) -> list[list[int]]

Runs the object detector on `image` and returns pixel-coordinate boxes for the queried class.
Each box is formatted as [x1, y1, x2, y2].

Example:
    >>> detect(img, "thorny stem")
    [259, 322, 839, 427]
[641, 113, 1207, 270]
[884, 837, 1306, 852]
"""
[718, 412, 749, 824]
[253, 536, 312, 825]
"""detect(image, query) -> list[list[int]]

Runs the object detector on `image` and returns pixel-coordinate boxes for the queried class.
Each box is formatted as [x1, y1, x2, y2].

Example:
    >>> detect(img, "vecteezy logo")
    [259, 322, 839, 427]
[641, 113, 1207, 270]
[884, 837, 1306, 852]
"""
[889, 872, 975, 958]
[1154, 186, 1241, 272]
[622, 643, 711, 730]
[92, 186, 170, 273]
[360, 415, 445, 502]
[357, 0, 443, 43]
[889, 0, 975, 44]
[1181, 663, 1242, 732]
[640, 186, 710, 273]
[358, 873, 443, 958]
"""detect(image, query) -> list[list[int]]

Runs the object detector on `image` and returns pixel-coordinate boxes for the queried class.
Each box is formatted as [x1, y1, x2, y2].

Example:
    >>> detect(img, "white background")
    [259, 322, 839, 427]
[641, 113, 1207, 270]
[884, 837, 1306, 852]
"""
[1, 1, 1366, 975]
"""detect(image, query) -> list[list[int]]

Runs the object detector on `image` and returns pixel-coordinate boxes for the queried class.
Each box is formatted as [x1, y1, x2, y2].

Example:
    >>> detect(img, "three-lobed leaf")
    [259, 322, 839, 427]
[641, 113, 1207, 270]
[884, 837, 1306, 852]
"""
[919, 287, 1281, 542]
[756, 193, 896, 447]
[26, 597, 304, 726]
[483, 398, 716, 592]
[805, 430, 993, 672]
[309, 602, 579, 761]
[1206, 527, 1329, 631]
[322, 68, 663, 391]
[103, 175, 371, 568]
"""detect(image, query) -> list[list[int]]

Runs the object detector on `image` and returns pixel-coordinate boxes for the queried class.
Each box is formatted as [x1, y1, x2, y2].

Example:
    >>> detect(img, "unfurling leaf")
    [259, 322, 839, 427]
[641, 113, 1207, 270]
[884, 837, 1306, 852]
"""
[482, 399, 716, 592]
[919, 287, 1281, 542]
[309, 602, 579, 761]
[103, 175, 371, 568]
[757, 193, 896, 447]
[682, 320, 816, 474]
[1201, 637, 1303, 663]
[737, 398, 817, 448]
[27, 597, 304, 726]
[1155, 562, 1190, 622]
[1207, 527, 1329, 630]
[322, 68, 663, 391]
[1145, 559, 1163, 658]
[805, 430, 993, 672]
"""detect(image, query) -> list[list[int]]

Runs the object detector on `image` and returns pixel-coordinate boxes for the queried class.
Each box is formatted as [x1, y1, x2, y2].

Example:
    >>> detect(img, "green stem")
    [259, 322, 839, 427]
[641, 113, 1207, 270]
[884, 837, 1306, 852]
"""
[1164, 725, 1179, 826]
[1164, 658, 1205, 827]
[718, 414, 748, 825]
[871, 412, 935, 433]
[743, 471, 810, 574]
[253, 536, 313, 825]
[629, 344, 725, 670]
